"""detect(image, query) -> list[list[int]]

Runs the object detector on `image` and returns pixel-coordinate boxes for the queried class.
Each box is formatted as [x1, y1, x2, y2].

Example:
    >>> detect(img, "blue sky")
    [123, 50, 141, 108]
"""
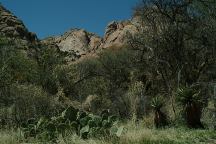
[1, 0, 139, 39]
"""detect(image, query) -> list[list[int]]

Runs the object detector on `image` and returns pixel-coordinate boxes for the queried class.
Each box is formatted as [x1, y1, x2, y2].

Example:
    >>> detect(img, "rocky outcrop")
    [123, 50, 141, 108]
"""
[57, 29, 102, 54]
[41, 18, 141, 61]
[0, 4, 142, 62]
[102, 19, 140, 49]
[41, 29, 102, 60]
[0, 5, 37, 43]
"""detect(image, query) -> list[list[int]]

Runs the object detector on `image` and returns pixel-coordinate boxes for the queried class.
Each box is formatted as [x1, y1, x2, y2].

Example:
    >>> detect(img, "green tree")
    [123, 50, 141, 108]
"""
[131, 0, 216, 117]
[0, 37, 38, 107]
[73, 48, 138, 116]
[37, 47, 64, 94]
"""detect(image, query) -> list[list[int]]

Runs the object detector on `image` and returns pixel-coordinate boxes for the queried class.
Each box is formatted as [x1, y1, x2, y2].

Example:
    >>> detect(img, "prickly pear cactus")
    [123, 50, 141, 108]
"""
[88, 120, 97, 128]
[110, 125, 124, 137]
[22, 107, 122, 141]
[90, 115, 102, 127]
[61, 106, 79, 121]
[79, 116, 92, 127]
[77, 111, 87, 120]
[102, 120, 111, 128]
[80, 125, 90, 139]
[108, 115, 119, 123]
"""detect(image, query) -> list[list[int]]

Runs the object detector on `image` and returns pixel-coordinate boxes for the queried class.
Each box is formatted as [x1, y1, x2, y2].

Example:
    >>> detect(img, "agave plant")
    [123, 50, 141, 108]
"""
[151, 96, 168, 128]
[176, 87, 204, 128]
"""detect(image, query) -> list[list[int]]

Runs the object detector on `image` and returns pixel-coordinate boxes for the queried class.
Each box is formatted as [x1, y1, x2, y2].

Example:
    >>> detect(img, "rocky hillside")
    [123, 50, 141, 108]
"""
[0, 4, 141, 61]
[0, 5, 37, 43]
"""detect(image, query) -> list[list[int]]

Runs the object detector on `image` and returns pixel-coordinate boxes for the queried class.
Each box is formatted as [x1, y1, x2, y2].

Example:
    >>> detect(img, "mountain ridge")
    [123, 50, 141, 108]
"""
[0, 4, 141, 61]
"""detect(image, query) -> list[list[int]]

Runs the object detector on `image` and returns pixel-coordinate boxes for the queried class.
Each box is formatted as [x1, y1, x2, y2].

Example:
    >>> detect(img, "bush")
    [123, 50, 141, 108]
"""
[0, 84, 62, 127]
[82, 95, 112, 114]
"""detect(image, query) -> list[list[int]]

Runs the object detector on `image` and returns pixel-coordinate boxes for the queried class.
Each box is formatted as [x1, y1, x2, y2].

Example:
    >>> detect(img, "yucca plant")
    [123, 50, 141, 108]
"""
[151, 96, 168, 128]
[176, 87, 204, 128]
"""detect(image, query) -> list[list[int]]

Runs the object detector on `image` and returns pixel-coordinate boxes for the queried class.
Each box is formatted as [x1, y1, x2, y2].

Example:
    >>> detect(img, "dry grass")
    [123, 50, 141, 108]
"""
[0, 121, 216, 144]
[0, 129, 24, 144]
[57, 121, 216, 144]
[118, 121, 216, 144]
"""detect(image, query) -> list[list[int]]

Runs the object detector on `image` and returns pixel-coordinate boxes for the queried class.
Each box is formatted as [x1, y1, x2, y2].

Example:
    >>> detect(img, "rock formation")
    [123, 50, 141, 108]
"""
[41, 29, 102, 60]
[41, 18, 141, 60]
[0, 4, 142, 61]
[0, 5, 38, 43]
[102, 19, 140, 49]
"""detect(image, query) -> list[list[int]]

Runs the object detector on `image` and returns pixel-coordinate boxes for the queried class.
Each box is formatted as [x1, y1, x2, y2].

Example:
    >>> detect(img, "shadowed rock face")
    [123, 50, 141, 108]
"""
[0, 5, 37, 43]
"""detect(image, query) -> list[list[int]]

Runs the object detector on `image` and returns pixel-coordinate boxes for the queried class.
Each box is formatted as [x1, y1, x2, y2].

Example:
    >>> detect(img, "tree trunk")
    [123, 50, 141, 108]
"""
[185, 102, 204, 128]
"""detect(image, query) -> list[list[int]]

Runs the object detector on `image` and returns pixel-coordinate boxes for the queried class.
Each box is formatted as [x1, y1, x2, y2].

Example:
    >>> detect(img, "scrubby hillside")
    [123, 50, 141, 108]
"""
[0, 0, 216, 144]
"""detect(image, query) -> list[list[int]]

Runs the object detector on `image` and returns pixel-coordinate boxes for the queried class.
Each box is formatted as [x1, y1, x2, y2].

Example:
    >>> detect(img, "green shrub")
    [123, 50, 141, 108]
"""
[0, 84, 62, 127]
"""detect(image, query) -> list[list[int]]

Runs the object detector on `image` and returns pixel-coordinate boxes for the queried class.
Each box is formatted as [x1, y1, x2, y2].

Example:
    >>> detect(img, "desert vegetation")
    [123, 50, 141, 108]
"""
[0, 0, 216, 143]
